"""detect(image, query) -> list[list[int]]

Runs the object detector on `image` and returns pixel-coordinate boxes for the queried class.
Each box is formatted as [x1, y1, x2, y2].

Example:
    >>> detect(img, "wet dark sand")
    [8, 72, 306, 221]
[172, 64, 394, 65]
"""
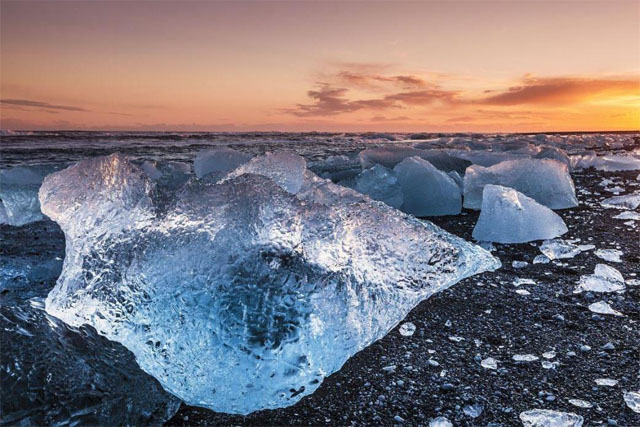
[167, 169, 640, 426]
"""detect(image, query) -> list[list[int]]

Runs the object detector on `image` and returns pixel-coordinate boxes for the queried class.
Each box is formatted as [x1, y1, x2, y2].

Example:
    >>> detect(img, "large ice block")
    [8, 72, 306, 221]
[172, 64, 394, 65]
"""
[40, 153, 499, 415]
[463, 159, 578, 210]
[354, 164, 403, 209]
[194, 147, 252, 178]
[472, 185, 568, 243]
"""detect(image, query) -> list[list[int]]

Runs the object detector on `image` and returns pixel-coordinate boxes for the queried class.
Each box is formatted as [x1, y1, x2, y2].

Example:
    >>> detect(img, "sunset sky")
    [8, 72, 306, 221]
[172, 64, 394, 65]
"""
[1, 1, 639, 132]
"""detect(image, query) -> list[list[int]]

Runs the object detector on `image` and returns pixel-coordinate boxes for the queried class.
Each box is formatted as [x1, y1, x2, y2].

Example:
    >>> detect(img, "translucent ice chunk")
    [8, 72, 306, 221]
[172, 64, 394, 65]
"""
[194, 147, 252, 178]
[472, 185, 568, 243]
[572, 154, 640, 171]
[624, 391, 640, 413]
[519, 409, 583, 427]
[535, 146, 571, 168]
[394, 156, 462, 216]
[429, 416, 453, 427]
[224, 151, 307, 193]
[575, 264, 625, 294]
[588, 301, 623, 316]
[360, 147, 470, 174]
[513, 354, 539, 362]
[141, 160, 164, 180]
[354, 164, 403, 209]
[539, 239, 595, 260]
[600, 192, 640, 210]
[0, 165, 50, 226]
[399, 322, 416, 337]
[0, 300, 180, 426]
[481, 357, 498, 369]
[463, 159, 578, 210]
[568, 399, 592, 408]
[613, 211, 640, 220]
[594, 378, 618, 387]
[40, 153, 499, 415]
[594, 248, 623, 263]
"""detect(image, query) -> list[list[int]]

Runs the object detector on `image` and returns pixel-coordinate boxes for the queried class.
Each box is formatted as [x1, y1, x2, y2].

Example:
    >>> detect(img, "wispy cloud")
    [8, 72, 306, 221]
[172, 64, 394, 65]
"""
[0, 98, 90, 112]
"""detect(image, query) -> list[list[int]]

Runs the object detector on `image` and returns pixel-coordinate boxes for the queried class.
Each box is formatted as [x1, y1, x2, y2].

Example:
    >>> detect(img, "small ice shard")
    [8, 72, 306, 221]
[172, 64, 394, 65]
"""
[141, 161, 163, 180]
[513, 354, 539, 362]
[429, 416, 453, 427]
[448, 336, 464, 342]
[463, 403, 483, 418]
[533, 255, 551, 264]
[39, 153, 499, 415]
[600, 192, 640, 210]
[519, 409, 583, 427]
[224, 151, 307, 194]
[393, 157, 462, 216]
[472, 185, 568, 243]
[624, 391, 640, 413]
[542, 351, 556, 359]
[0, 165, 50, 226]
[515, 289, 531, 296]
[481, 357, 498, 370]
[541, 361, 559, 369]
[594, 378, 618, 387]
[512, 260, 529, 269]
[588, 301, 623, 316]
[568, 399, 592, 408]
[575, 264, 625, 294]
[399, 322, 416, 337]
[594, 249, 623, 263]
[539, 239, 594, 260]
[463, 159, 578, 210]
[613, 211, 640, 220]
[354, 164, 403, 209]
[514, 278, 536, 286]
[194, 147, 252, 179]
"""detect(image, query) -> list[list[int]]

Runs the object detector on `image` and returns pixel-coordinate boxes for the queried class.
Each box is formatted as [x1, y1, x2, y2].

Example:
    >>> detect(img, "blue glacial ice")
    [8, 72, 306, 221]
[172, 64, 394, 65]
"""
[39, 153, 499, 414]
[472, 185, 568, 243]
[0, 165, 52, 226]
[354, 164, 403, 209]
[463, 159, 578, 210]
[194, 147, 252, 178]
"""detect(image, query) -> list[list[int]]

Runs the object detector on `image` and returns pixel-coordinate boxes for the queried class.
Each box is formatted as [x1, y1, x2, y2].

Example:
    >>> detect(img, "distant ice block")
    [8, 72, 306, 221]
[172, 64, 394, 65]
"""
[535, 146, 571, 168]
[463, 159, 578, 210]
[360, 147, 470, 174]
[575, 264, 625, 294]
[194, 147, 252, 178]
[519, 409, 583, 427]
[472, 185, 568, 243]
[539, 239, 595, 260]
[394, 157, 462, 216]
[0, 165, 50, 226]
[572, 154, 640, 171]
[40, 153, 499, 414]
[354, 164, 403, 209]
[613, 211, 640, 220]
[600, 192, 640, 210]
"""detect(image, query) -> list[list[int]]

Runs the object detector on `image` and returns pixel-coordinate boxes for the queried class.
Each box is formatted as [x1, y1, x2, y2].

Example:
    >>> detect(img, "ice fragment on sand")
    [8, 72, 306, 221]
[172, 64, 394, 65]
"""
[354, 164, 403, 209]
[194, 147, 251, 178]
[575, 264, 625, 294]
[613, 211, 640, 220]
[472, 185, 568, 243]
[572, 154, 640, 171]
[393, 157, 462, 216]
[463, 159, 578, 210]
[539, 239, 594, 260]
[512, 261, 528, 269]
[624, 391, 640, 413]
[429, 416, 453, 427]
[533, 255, 551, 264]
[595, 378, 618, 387]
[588, 301, 623, 316]
[463, 403, 483, 418]
[594, 249, 623, 263]
[399, 322, 416, 337]
[519, 409, 583, 427]
[40, 153, 499, 415]
[600, 192, 640, 210]
[481, 357, 498, 370]
[568, 399, 592, 408]
[514, 278, 535, 286]
[513, 354, 538, 362]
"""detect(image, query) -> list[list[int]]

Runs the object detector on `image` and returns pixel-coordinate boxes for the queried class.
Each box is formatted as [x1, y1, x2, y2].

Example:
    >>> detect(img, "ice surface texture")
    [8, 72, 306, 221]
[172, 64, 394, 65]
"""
[519, 409, 583, 426]
[0, 300, 180, 425]
[0, 166, 49, 226]
[194, 147, 252, 178]
[354, 164, 403, 209]
[463, 159, 578, 210]
[472, 185, 568, 243]
[40, 153, 499, 414]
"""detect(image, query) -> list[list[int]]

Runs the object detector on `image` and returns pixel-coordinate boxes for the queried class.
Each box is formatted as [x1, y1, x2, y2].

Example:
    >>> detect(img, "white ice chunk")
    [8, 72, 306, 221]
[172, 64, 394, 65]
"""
[472, 185, 568, 243]
[539, 239, 594, 260]
[588, 301, 623, 317]
[194, 147, 252, 179]
[519, 409, 583, 427]
[0, 165, 50, 226]
[394, 157, 462, 216]
[594, 378, 618, 387]
[575, 264, 625, 294]
[624, 391, 640, 413]
[429, 416, 453, 427]
[354, 164, 403, 209]
[360, 147, 470, 174]
[594, 249, 623, 263]
[568, 399, 592, 408]
[224, 151, 307, 194]
[399, 322, 416, 337]
[40, 153, 499, 415]
[572, 154, 640, 171]
[601, 192, 640, 210]
[513, 354, 539, 362]
[480, 357, 498, 370]
[463, 159, 578, 210]
[535, 146, 571, 168]
[613, 211, 640, 220]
